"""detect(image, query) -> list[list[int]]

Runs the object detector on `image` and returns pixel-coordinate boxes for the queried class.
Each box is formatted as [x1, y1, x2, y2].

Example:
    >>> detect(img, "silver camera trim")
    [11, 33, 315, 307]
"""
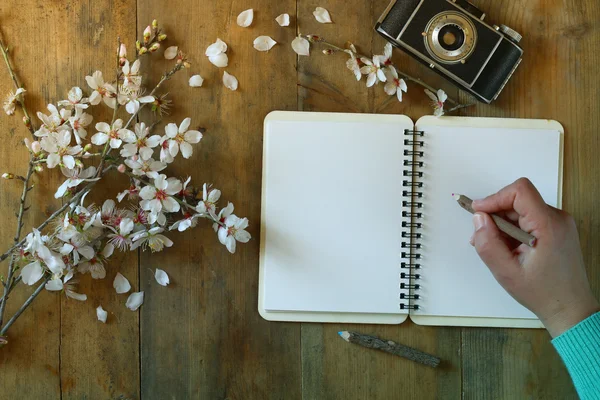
[377, 0, 523, 102]
[424, 11, 477, 64]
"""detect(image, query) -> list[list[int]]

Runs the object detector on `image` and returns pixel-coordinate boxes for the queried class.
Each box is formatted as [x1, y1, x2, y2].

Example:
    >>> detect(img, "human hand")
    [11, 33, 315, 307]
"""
[470, 178, 599, 337]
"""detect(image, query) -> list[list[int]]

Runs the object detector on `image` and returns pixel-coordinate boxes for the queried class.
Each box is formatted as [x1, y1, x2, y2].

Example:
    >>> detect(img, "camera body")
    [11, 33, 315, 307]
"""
[376, 0, 523, 103]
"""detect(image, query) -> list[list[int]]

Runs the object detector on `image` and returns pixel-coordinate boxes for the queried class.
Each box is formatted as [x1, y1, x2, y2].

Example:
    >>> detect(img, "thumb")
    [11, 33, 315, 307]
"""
[471, 212, 521, 276]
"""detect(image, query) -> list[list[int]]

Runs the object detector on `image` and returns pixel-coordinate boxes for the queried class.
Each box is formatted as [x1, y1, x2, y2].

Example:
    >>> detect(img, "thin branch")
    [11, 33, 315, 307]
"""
[0, 276, 21, 306]
[0, 275, 50, 336]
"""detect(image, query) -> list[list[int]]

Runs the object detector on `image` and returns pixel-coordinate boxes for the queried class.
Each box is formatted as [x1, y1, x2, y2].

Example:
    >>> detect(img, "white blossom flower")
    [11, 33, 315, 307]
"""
[77, 243, 114, 279]
[169, 212, 200, 232]
[91, 119, 135, 149]
[196, 183, 221, 217]
[57, 87, 89, 110]
[360, 57, 386, 87]
[117, 181, 142, 202]
[276, 13, 290, 26]
[120, 88, 155, 115]
[131, 227, 173, 252]
[107, 218, 134, 251]
[154, 269, 170, 286]
[313, 7, 332, 23]
[291, 36, 310, 56]
[113, 272, 131, 294]
[217, 215, 251, 253]
[158, 136, 175, 164]
[374, 43, 394, 68]
[41, 131, 82, 169]
[59, 235, 95, 265]
[54, 166, 98, 198]
[3, 88, 26, 115]
[122, 59, 142, 90]
[213, 202, 234, 232]
[237, 9, 254, 27]
[345, 46, 361, 81]
[126, 291, 144, 311]
[206, 38, 228, 67]
[85, 71, 117, 108]
[223, 71, 238, 91]
[124, 157, 166, 179]
[96, 305, 108, 323]
[139, 174, 182, 214]
[24, 138, 42, 155]
[253, 36, 277, 52]
[164, 118, 203, 159]
[46, 278, 87, 301]
[20, 260, 44, 285]
[425, 89, 448, 117]
[189, 75, 204, 87]
[164, 46, 178, 60]
[384, 68, 408, 102]
[68, 108, 93, 144]
[34, 104, 70, 137]
[120, 122, 161, 160]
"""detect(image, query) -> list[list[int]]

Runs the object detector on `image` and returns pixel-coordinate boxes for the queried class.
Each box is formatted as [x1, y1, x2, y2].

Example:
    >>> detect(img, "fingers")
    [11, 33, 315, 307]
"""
[471, 213, 522, 281]
[472, 178, 548, 221]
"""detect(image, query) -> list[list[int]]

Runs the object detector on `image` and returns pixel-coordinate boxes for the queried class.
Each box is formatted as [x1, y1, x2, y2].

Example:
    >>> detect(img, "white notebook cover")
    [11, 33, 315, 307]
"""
[259, 111, 563, 327]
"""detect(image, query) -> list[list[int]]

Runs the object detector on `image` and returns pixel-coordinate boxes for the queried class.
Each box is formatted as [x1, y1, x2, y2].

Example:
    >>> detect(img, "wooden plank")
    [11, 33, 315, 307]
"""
[137, 0, 301, 398]
[297, 0, 463, 398]
[461, 0, 599, 398]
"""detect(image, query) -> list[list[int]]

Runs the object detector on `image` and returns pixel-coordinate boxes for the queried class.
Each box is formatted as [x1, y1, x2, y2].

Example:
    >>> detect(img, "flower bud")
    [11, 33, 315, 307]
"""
[149, 42, 160, 52]
[117, 164, 126, 173]
[34, 164, 43, 173]
[23, 116, 31, 128]
[152, 19, 158, 29]
[2, 173, 14, 180]
[136, 40, 141, 51]
[75, 159, 84, 168]
[131, 154, 139, 162]
[83, 143, 93, 153]
[139, 47, 148, 55]
[158, 33, 167, 42]
[31, 141, 41, 153]
[322, 49, 334, 55]
[119, 43, 127, 58]
[183, 61, 191, 69]
[143, 25, 152, 43]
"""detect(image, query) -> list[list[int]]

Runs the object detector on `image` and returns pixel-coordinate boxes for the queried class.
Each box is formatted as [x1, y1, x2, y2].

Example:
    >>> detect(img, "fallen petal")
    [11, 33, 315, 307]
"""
[208, 53, 229, 68]
[237, 9, 254, 27]
[189, 75, 204, 87]
[223, 71, 238, 91]
[205, 38, 228, 56]
[253, 36, 277, 52]
[164, 46, 178, 60]
[126, 291, 144, 311]
[96, 305, 108, 323]
[313, 7, 332, 23]
[113, 272, 131, 294]
[291, 36, 310, 56]
[276, 13, 290, 26]
[155, 268, 170, 286]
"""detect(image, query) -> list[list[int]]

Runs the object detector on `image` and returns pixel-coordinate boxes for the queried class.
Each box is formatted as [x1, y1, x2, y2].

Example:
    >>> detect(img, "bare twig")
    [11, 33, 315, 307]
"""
[0, 276, 21, 306]
[0, 275, 50, 336]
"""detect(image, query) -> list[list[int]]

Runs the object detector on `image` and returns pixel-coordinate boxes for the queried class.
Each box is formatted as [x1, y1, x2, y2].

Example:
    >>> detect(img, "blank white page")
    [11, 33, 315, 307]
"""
[413, 117, 562, 319]
[261, 112, 413, 314]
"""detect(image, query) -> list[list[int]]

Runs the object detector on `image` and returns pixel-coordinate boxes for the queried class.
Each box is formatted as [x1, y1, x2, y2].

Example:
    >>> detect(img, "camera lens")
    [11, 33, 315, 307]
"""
[438, 24, 465, 51]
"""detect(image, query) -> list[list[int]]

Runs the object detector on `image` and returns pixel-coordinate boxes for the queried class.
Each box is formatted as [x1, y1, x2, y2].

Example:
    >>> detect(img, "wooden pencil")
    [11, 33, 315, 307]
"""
[453, 193, 537, 247]
[338, 331, 441, 368]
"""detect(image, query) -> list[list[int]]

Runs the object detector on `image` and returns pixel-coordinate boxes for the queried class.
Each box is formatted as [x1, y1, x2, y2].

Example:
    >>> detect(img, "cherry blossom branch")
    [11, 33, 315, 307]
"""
[304, 35, 475, 110]
[0, 275, 50, 337]
[0, 28, 36, 136]
[0, 155, 35, 327]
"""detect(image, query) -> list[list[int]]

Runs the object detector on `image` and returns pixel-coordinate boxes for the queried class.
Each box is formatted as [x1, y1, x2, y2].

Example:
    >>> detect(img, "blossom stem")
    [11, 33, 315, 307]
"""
[0, 275, 50, 336]
[0, 156, 35, 327]
[0, 29, 36, 136]
[304, 35, 474, 110]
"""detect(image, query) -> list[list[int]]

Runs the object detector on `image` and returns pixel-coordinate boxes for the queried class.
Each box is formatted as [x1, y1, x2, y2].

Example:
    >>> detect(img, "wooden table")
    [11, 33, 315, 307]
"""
[0, 0, 598, 398]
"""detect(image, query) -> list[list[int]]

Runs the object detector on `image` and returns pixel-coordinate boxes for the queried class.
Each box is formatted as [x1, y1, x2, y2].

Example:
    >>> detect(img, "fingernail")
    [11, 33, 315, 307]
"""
[473, 213, 485, 231]
[472, 199, 482, 209]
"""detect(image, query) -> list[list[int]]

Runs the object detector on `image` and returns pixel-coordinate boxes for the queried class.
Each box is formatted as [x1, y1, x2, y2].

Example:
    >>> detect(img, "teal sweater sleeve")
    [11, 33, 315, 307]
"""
[552, 312, 600, 399]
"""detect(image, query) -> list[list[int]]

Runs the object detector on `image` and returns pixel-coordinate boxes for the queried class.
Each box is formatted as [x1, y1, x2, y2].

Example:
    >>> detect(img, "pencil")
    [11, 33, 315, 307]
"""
[338, 331, 441, 368]
[452, 193, 537, 247]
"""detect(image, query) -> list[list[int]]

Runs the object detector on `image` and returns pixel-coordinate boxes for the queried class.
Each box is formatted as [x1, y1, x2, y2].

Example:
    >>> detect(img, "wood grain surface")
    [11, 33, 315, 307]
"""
[0, 0, 597, 398]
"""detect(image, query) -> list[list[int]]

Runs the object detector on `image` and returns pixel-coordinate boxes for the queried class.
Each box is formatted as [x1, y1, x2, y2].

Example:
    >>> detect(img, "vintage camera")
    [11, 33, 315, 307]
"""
[376, 0, 523, 103]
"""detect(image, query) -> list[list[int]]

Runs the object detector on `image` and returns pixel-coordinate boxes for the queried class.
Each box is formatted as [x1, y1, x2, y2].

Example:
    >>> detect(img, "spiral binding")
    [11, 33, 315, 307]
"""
[400, 128, 424, 311]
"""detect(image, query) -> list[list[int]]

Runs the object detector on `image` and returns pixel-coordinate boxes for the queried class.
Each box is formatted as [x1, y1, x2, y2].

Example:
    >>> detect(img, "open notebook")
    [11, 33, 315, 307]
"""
[259, 111, 564, 328]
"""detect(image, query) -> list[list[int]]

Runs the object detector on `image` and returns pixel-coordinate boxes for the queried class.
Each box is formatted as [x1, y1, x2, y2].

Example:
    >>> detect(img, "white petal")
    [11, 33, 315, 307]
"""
[21, 261, 44, 285]
[276, 13, 290, 26]
[96, 305, 108, 323]
[154, 269, 170, 286]
[223, 71, 238, 91]
[437, 89, 448, 103]
[424, 89, 438, 102]
[126, 291, 144, 311]
[102, 243, 114, 258]
[205, 38, 228, 56]
[237, 9, 254, 27]
[184, 130, 202, 144]
[113, 272, 131, 294]
[91, 132, 108, 145]
[66, 291, 87, 301]
[384, 82, 396, 96]
[399, 79, 408, 92]
[208, 53, 228, 68]
[164, 46, 178, 60]
[78, 246, 95, 260]
[366, 73, 377, 87]
[225, 235, 236, 253]
[188, 75, 204, 87]
[161, 196, 180, 212]
[45, 278, 63, 291]
[179, 117, 191, 133]
[313, 7, 332, 23]
[125, 100, 139, 114]
[291, 36, 310, 56]
[180, 141, 193, 159]
[253, 36, 277, 52]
